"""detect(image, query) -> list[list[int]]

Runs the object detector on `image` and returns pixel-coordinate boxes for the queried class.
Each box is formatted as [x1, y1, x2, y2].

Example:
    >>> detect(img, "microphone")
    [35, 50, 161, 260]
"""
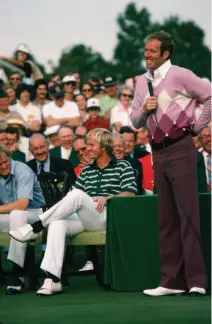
[147, 81, 154, 96]
[147, 81, 156, 114]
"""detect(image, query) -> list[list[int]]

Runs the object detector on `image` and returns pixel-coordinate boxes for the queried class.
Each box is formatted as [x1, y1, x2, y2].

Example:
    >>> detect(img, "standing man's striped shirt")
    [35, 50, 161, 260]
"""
[73, 156, 137, 197]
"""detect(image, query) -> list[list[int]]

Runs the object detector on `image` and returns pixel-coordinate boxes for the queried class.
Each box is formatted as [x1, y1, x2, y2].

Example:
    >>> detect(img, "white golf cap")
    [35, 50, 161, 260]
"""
[87, 98, 100, 109]
[62, 75, 76, 83]
[16, 44, 30, 54]
[44, 125, 60, 136]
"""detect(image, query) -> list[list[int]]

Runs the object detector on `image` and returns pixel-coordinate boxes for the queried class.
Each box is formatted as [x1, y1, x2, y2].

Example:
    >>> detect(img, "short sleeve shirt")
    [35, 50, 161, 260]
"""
[42, 100, 80, 120]
[13, 102, 42, 123]
[0, 160, 45, 209]
[73, 156, 137, 197]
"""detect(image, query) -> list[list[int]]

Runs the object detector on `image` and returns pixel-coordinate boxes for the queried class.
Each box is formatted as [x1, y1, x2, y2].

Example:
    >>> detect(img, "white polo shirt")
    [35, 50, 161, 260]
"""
[42, 100, 80, 120]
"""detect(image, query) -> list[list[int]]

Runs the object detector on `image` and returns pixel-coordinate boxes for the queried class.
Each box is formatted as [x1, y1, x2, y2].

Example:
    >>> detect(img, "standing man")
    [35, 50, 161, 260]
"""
[131, 31, 211, 297]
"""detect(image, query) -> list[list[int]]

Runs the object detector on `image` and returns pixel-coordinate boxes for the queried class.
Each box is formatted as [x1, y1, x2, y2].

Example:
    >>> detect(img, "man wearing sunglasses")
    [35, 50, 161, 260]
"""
[42, 83, 80, 129]
[9, 72, 22, 89]
[62, 75, 77, 102]
[110, 86, 134, 133]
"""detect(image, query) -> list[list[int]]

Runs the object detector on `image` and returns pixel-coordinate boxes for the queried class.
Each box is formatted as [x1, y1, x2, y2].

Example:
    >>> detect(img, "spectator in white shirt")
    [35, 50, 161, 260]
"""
[13, 84, 42, 132]
[110, 86, 134, 133]
[42, 83, 80, 129]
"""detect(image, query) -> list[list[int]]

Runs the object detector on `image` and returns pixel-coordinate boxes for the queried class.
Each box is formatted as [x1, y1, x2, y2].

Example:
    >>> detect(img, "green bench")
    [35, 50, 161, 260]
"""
[0, 231, 106, 288]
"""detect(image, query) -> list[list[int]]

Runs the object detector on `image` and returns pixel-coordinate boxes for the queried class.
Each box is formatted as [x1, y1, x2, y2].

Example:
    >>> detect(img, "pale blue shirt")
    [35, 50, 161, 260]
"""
[0, 160, 45, 209]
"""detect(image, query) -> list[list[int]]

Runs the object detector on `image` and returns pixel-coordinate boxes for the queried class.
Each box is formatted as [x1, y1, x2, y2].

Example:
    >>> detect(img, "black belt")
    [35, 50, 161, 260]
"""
[151, 131, 190, 151]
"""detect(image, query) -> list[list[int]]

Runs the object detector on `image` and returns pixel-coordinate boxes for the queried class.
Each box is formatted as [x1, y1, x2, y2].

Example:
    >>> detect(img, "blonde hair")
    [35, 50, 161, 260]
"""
[87, 128, 113, 156]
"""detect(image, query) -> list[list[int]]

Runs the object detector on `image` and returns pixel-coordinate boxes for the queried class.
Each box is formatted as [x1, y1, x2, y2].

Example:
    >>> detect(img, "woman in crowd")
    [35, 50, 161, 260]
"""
[81, 82, 95, 100]
[12, 84, 42, 133]
[110, 86, 134, 133]
[75, 94, 89, 125]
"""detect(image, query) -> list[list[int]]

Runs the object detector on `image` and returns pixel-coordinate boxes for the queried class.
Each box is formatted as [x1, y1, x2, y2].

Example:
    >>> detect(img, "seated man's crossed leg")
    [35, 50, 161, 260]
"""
[9, 189, 106, 296]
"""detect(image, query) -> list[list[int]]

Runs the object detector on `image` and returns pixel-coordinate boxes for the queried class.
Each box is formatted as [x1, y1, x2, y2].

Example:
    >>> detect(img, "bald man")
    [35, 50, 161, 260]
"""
[27, 133, 76, 192]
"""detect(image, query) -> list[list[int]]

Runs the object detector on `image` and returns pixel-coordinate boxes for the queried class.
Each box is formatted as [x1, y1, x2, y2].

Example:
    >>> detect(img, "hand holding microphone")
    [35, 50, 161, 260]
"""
[144, 81, 157, 113]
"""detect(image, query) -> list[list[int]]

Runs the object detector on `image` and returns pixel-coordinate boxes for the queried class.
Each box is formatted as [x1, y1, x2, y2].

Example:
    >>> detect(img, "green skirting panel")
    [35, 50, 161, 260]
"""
[104, 193, 211, 292]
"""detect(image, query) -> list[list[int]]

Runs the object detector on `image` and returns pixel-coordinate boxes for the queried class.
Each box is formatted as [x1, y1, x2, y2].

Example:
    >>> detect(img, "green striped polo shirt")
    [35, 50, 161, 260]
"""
[73, 156, 137, 197]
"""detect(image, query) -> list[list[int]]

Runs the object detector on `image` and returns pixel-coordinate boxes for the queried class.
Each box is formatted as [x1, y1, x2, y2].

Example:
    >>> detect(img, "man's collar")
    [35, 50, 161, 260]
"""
[146, 59, 171, 81]
[10, 159, 15, 175]
[90, 155, 117, 169]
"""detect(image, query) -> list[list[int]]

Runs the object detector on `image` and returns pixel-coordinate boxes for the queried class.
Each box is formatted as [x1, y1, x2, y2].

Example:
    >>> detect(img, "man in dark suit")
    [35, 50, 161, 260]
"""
[120, 126, 149, 159]
[50, 125, 79, 168]
[27, 133, 76, 192]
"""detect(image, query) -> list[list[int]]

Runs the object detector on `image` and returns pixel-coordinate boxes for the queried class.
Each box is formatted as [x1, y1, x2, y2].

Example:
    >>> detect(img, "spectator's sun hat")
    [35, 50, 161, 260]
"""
[7, 118, 25, 127]
[62, 75, 77, 85]
[44, 125, 60, 137]
[16, 44, 30, 54]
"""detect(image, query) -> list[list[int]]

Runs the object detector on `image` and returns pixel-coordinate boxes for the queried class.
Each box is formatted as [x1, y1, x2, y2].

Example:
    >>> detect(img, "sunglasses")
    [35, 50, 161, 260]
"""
[82, 88, 92, 92]
[64, 81, 76, 86]
[105, 84, 115, 88]
[122, 93, 133, 99]
[75, 146, 86, 154]
[88, 107, 100, 111]
[10, 77, 21, 81]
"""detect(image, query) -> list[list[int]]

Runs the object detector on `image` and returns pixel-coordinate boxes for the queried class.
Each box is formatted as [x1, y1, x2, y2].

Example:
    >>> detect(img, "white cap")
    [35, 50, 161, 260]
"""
[16, 44, 30, 54]
[62, 75, 76, 83]
[44, 125, 60, 136]
[87, 98, 100, 109]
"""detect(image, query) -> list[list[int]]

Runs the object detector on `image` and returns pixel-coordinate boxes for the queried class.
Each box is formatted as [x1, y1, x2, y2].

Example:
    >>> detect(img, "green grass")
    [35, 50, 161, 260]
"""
[0, 276, 211, 324]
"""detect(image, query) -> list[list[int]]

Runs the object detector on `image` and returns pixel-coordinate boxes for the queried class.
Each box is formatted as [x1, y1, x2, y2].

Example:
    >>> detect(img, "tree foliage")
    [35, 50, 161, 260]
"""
[53, 2, 211, 82]
[113, 2, 211, 81]
[54, 45, 114, 84]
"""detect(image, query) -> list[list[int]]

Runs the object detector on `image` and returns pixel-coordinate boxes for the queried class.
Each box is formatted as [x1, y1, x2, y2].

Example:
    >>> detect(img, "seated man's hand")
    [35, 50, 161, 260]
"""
[93, 197, 107, 213]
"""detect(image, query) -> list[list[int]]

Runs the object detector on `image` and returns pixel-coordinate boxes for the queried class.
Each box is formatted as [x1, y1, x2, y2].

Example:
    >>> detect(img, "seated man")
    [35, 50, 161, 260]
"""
[10, 128, 137, 296]
[72, 136, 91, 177]
[113, 133, 144, 195]
[27, 133, 76, 192]
[6, 127, 26, 163]
[50, 125, 79, 168]
[199, 125, 211, 191]
[0, 143, 45, 294]
[119, 126, 148, 159]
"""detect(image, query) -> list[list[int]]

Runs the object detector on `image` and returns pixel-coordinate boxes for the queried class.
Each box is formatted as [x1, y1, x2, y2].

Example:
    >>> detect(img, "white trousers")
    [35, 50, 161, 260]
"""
[0, 209, 42, 267]
[40, 189, 106, 279]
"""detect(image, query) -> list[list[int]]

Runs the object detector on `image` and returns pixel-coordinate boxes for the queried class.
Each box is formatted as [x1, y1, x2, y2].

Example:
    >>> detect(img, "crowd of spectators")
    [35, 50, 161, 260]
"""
[0, 43, 211, 294]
